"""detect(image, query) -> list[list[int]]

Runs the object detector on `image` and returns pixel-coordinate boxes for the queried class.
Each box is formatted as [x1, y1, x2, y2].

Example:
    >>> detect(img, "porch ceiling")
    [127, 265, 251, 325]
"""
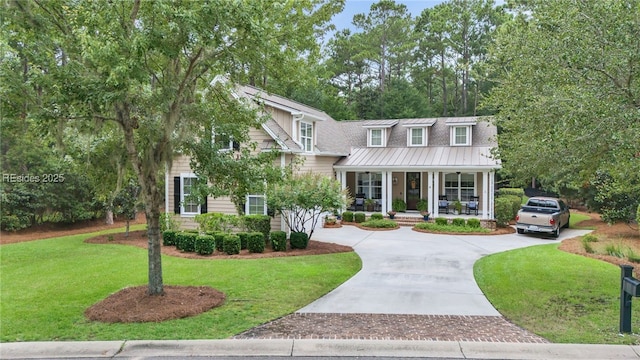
[334, 146, 500, 169]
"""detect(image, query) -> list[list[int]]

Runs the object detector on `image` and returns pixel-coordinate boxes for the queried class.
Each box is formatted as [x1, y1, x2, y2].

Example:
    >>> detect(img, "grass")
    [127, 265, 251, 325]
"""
[570, 213, 594, 229]
[0, 226, 361, 342]
[475, 244, 640, 344]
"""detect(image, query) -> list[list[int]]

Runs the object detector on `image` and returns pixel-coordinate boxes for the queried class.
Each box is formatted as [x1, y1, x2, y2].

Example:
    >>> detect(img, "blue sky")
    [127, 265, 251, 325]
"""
[331, 0, 447, 32]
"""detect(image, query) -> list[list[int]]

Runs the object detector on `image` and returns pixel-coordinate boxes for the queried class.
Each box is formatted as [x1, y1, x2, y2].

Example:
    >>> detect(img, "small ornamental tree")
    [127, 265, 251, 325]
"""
[266, 172, 352, 241]
[112, 179, 140, 237]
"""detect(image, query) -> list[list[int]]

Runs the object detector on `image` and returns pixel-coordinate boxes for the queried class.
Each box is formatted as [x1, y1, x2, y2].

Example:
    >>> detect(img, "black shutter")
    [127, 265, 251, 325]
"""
[174, 177, 181, 214]
[233, 141, 240, 151]
[200, 197, 208, 214]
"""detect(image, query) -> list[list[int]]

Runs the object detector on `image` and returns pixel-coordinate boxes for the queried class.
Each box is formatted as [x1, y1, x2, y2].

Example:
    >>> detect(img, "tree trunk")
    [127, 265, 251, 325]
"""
[105, 210, 114, 225]
[440, 49, 447, 116]
[146, 208, 163, 296]
[125, 220, 130, 237]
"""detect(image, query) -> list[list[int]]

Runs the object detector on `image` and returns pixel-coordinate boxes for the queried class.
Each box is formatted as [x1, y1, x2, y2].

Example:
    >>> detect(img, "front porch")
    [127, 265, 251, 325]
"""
[337, 170, 496, 220]
[338, 210, 495, 229]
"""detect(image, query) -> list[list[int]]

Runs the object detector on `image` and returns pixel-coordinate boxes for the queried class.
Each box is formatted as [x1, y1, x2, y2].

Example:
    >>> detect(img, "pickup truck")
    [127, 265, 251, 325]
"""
[515, 197, 570, 238]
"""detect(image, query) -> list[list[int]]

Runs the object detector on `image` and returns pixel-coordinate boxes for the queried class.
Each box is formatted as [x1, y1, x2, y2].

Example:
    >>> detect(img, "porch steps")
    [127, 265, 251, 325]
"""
[390, 216, 427, 227]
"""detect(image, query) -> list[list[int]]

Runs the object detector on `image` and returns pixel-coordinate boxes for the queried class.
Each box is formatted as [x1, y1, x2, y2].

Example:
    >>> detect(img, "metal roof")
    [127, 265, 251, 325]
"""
[334, 146, 500, 169]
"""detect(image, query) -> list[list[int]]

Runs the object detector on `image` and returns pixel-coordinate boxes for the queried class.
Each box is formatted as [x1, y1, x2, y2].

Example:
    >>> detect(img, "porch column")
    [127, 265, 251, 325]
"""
[482, 171, 489, 219]
[339, 171, 347, 213]
[381, 171, 388, 213]
[489, 170, 496, 219]
[433, 171, 440, 217]
[427, 171, 434, 216]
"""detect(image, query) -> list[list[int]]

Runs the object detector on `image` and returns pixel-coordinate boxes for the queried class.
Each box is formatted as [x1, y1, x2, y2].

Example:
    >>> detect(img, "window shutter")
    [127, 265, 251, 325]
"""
[233, 141, 240, 151]
[200, 197, 208, 214]
[174, 177, 181, 214]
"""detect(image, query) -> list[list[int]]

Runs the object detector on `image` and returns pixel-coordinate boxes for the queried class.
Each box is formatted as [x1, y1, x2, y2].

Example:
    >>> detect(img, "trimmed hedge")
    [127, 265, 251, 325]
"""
[195, 235, 215, 255]
[435, 217, 449, 226]
[213, 232, 226, 252]
[247, 232, 265, 253]
[290, 231, 309, 249]
[452, 218, 466, 227]
[223, 234, 241, 255]
[176, 232, 198, 252]
[237, 232, 249, 250]
[354, 212, 366, 223]
[370, 212, 384, 220]
[244, 215, 271, 243]
[162, 230, 177, 246]
[497, 188, 525, 202]
[466, 218, 481, 228]
[495, 197, 516, 227]
[270, 231, 287, 252]
[342, 211, 354, 222]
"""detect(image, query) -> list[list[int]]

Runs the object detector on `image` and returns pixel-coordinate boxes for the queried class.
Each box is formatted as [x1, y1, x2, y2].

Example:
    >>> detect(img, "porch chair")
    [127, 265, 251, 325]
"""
[438, 195, 449, 214]
[466, 196, 479, 215]
[354, 193, 366, 211]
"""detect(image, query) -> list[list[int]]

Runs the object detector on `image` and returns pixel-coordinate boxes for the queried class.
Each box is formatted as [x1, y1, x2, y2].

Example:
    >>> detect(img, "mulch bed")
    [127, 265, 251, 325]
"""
[84, 285, 226, 323]
[84, 230, 354, 260]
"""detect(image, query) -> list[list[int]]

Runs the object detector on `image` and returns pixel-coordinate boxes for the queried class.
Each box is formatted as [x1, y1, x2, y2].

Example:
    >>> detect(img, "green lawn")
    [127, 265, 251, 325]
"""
[0, 227, 361, 342]
[570, 212, 595, 229]
[475, 244, 640, 344]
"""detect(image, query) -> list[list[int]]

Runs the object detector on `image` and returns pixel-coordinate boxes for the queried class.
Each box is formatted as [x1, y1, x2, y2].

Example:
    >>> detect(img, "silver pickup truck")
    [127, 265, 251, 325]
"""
[515, 197, 570, 238]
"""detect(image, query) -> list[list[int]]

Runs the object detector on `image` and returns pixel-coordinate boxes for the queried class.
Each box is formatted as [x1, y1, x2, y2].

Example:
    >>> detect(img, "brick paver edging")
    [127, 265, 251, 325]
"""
[233, 313, 548, 343]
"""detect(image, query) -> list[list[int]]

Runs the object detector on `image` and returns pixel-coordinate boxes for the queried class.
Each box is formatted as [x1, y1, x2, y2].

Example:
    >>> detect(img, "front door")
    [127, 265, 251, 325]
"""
[406, 172, 420, 210]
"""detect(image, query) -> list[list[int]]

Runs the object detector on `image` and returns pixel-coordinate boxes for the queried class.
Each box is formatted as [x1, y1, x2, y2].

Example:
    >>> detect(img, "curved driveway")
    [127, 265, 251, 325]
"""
[298, 226, 592, 316]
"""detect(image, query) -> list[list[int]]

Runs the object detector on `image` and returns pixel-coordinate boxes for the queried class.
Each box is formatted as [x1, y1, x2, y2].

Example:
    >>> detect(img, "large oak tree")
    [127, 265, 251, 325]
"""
[3, 0, 342, 295]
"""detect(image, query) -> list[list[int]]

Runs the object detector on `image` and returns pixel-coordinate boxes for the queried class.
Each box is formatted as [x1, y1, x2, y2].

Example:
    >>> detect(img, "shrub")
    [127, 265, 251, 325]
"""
[392, 198, 407, 212]
[581, 238, 595, 254]
[452, 218, 466, 227]
[194, 212, 240, 233]
[162, 230, 177, 246]
[466, 218, 481, 228]
[495, 197, 516, 227]
[223, 234, 241, 255]
[243, 215, 271, 243]
[360, 219, 398, 228]
[435, 217, 449, 226]
[628, 250, 640, 263]
[415, 222, 490, 234]
[176, 232, 197, 252]
[581, 234, 598, 243]
[270, 231, 287, 252]
[159, 213, 179, 232]
[290, 231, 309, 249]
[354, 212, 366, 223]
[247, 232, 265, 253]
[342, 211, 354, 222]
[213, 232, 226, 252]
[237, 232, 249, 250]
[605, 243, 624, 258]
[497, 188, 525, 202]
[370, 212, 384, 220]
[195, 235, 215, 255]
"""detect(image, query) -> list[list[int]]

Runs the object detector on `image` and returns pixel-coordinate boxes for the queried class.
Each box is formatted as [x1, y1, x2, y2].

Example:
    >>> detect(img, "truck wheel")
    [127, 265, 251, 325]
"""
[553, 227, 560, 238]
[517, 228, 524, 234]
[563, 216, 570, 229]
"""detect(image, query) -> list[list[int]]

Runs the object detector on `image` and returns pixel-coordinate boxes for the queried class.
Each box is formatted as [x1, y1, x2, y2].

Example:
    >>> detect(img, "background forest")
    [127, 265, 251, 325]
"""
[2, 0, 639, 232]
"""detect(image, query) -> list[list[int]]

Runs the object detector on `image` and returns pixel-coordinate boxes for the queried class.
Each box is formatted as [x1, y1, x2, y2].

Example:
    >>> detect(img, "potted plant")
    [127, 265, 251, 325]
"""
[387, 210, 397, 219]
[453, 200, 462, 215]
[365, 198, 375, 212]
[392, 198, 407, 212]
[416, 198, 430, 220]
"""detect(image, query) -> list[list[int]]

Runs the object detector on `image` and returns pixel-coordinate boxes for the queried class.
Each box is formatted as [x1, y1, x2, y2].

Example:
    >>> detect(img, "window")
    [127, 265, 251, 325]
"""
[181, 175, 200, 215]
[451, 126, 471, 146]
[357, 172, 382, 199]
[409, 127, 425, 146]
[444, 173, 475, 202]
[300, 122, 313, 152]
[246, 195, 266, 215]
[369, 129, 383, 147]
[213, 131, 237, 151]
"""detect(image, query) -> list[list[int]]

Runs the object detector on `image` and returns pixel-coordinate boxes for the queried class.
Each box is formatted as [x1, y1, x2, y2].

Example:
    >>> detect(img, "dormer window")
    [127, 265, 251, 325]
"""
[446, 118, 476, 146]
[408, 127, 426, 146]
[369, 128, 384, 147]
[451, 126, 471, 146]
[300, 121, 313, 152]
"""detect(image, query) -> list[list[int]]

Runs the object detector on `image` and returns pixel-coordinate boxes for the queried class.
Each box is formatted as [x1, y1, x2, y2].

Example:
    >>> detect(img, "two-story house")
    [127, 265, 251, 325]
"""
[167, 85, 500, 230]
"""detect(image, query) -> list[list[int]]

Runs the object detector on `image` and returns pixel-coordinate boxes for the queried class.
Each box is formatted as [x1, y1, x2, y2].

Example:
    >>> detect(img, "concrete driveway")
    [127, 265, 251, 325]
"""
[298, 225, 592, 316]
